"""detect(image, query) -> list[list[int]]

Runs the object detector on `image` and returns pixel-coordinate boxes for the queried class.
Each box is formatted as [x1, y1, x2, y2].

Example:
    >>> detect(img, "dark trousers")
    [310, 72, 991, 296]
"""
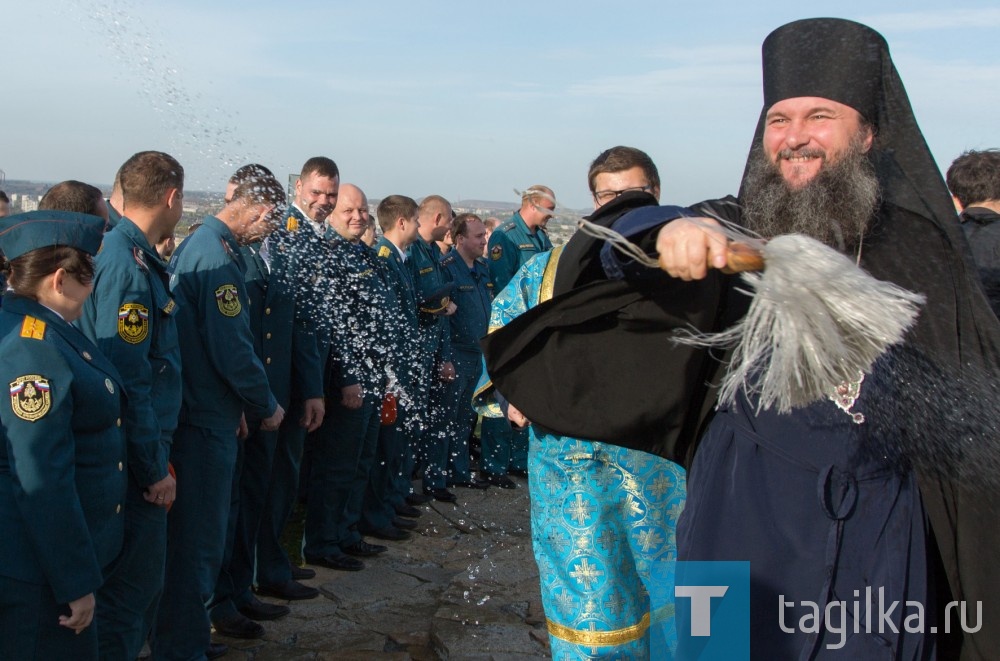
[303, 394, 380, 557]
[0, 574, 98, 660]
[97, 467, 169, 660]
[152, 424, 237, 661]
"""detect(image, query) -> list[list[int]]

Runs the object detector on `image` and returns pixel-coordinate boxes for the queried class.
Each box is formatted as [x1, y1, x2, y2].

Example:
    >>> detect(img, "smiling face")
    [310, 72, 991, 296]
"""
[294, 171, 340, 222]
[330, 184, 369, 242]
[763, 96, 873, 189]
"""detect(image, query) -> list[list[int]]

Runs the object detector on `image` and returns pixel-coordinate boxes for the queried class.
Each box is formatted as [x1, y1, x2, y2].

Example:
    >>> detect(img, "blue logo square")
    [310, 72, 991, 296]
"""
[651, 560, 750, 660]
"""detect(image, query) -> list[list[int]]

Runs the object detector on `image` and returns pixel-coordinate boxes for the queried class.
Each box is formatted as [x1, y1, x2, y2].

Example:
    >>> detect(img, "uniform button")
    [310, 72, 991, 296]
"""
[264, 307, 272, 315]
[118, 461, 123, 471]
[116, 418, 122, 427]
[116, 504, 121, 514]
[266, 357, 272, 364]
[266, 332, 272, 339]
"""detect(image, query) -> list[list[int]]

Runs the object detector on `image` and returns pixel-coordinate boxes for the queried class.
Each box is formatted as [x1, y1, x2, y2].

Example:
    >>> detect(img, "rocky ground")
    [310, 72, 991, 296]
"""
[215, 475, 550, 660]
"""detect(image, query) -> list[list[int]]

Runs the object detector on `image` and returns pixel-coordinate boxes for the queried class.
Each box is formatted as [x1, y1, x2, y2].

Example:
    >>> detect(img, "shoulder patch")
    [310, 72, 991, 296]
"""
[490, 245, 503, 261]
[20, 316, 47, 340]
[9, 374, 51, 422]
[215, 284, 242, 317]
[378, 245, 391, 258]
[286, 215, 300, 231]
[118, 303, 150, 344]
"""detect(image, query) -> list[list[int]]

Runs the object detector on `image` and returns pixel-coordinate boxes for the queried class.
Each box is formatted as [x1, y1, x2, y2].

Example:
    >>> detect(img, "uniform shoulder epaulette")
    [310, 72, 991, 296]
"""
[132, 246, 149, 273]
[501, 221, 517, 232]
[20, 316, 47, 340]
[440, 253, 456, 266]
[220, 238, 236, 261]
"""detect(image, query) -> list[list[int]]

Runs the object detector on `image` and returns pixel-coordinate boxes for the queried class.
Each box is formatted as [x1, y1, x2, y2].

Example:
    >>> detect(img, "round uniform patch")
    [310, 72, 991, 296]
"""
[215, 284, 242, 317]
[9, 374, 52, 422]
[118, 303, 150, 344]
[491, 245, 503, 261]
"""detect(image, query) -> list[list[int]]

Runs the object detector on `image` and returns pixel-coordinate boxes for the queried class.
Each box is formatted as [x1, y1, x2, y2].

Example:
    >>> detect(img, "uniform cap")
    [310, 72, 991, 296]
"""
[0, 210, 105, 260]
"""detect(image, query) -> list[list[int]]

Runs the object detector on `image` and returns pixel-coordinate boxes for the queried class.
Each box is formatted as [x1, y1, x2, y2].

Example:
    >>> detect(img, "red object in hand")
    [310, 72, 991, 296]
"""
[166, 462, 176, 512]
[381, 393, 397, 426]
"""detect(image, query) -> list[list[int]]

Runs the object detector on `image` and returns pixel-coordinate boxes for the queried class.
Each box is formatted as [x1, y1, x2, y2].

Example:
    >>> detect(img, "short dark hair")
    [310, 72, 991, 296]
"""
[119, 151, 184, 209]
[451, 213, 483, 238]
[231, 173, 286, 208]
[229, 163, 274, 186]
[39, 180, 105, 216]
[946, 148, 1000, 208]
[8, 245, 95, 296]
[299, 157, 339, 181]
[587, 146, 660, 194]
[0, 190, 9, 204]
[376, 195, 418, 233]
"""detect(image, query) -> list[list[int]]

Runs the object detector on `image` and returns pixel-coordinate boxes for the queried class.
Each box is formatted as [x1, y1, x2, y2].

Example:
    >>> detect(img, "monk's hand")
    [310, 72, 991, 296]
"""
[508, 404, 530, 429]
[656, 217, 727, 280]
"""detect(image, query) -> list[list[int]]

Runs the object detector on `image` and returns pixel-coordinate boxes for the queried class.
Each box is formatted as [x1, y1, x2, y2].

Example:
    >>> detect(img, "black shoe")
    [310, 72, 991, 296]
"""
[206, 642, 229, 659]
[290, 564, 316, 580]
[255, 580, 321, 600]
[237, 595, 290, 621]
[508, 468, 528, 478]
[485, 473, 517, 489]
[423, 487, 457, 503]
[405, 492, 432, 505]
[393, 502, 422, 518]
[342, 540, 388, 557]
[363, 525, 412, 541]
[304, 553, 365, 571]
[391, 516, 418, 530]
[450, 478, 489, 489]
[212, 613, 265, 640]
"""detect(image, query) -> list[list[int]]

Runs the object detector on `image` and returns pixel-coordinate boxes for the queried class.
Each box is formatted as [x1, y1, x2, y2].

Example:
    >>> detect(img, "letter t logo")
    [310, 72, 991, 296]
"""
[676, 585, 729, 636]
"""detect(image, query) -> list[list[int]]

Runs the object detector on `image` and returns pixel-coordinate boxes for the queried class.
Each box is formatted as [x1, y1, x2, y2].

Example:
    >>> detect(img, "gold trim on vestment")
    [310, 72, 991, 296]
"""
[546, 612, 650, 647]
[539, 244, 564, 304]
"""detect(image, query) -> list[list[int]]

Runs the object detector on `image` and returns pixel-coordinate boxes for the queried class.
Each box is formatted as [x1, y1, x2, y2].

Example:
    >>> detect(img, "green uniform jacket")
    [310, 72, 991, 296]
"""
[241, 238, 323, 416]
[169, 215, 277, 431]
[408, 236, 452, 364]
[486, 211, 553, 291]
[78, 217, 181, 488]
[0, 295, 127, 603]
[375, 237, 420, 389]
[440, 252, 493, 354]
[320, 229, 397, 395]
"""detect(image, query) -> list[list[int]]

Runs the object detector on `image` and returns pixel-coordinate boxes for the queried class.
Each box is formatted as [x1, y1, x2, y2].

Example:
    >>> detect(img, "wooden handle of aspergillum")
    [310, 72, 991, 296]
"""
[721, 242, 765, 273]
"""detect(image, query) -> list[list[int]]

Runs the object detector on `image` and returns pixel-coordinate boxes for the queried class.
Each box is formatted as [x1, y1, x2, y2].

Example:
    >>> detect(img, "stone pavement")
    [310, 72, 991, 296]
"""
[215, 476, 551, 660]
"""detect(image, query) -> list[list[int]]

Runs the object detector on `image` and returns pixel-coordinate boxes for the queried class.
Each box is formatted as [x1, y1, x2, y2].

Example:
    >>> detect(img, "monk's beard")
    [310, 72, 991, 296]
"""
[742, 138, 880, 252]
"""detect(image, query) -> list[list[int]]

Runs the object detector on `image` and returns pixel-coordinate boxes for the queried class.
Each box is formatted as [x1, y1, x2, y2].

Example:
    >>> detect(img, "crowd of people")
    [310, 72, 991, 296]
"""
[2, 15, 1000, 661]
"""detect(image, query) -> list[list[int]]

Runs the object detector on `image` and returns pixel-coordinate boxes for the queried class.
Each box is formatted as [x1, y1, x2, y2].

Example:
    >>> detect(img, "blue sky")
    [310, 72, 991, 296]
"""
[4, 1, 999, 209]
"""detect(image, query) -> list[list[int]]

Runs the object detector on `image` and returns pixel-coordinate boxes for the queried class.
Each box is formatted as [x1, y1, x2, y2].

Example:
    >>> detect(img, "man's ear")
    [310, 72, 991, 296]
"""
[861, 125, 875, 153]
[952, 195, 964, 214]
[166, 188, 181, 209]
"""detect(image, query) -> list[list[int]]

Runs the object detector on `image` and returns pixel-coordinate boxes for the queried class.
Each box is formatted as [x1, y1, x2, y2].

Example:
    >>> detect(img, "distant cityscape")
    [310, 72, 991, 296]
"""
[1, 177, 581, 246]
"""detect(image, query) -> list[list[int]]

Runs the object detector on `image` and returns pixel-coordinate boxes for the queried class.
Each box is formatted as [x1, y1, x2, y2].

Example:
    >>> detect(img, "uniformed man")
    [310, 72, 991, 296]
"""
[75, 152, 184, 660]
[304, 184, 402, 568]
[439, 213, 492, 489]
[361, 194, 425, 536]
[410, 194, 458, 502]
[152, 178, 285, 661]
[209, 167, 326, 639]
[483, 185, 556, 480]
[253, 157, 338, 601]
[39, 180, 111, 224]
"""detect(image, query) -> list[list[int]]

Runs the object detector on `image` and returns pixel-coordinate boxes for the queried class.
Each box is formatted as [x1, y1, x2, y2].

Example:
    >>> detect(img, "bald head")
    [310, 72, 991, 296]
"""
[417, 194, 452, 242]
[330, 183, 370, 242]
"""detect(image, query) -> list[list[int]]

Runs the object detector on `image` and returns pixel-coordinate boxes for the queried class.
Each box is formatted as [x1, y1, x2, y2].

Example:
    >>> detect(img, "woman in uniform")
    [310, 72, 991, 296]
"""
[0, 210, 127, 659]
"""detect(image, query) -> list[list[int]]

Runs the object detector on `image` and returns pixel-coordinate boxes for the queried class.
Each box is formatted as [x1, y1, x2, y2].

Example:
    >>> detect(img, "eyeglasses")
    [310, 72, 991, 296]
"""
[593, 186, 653, 204]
